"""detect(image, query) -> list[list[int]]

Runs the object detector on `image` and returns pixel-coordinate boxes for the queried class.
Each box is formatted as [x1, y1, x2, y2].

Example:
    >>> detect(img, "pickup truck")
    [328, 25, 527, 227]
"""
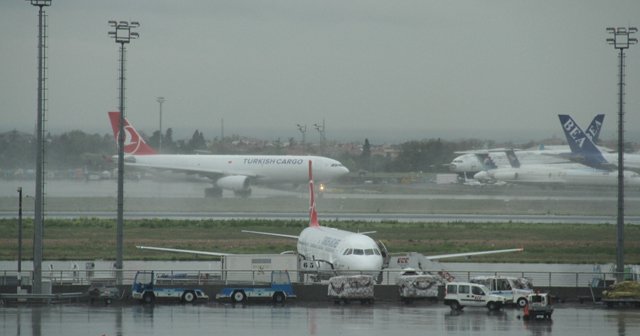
[216, 271, 296, 304]
[131, 271, 209, 304]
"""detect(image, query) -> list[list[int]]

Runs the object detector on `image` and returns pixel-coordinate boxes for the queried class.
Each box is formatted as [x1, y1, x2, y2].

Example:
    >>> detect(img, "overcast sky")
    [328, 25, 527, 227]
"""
[2, 1, 639, 144]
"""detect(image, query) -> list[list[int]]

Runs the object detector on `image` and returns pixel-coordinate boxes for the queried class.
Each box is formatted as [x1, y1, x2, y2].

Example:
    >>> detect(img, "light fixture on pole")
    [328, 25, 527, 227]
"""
[606, 26, 637, 281]
[108, 20, 140, 285]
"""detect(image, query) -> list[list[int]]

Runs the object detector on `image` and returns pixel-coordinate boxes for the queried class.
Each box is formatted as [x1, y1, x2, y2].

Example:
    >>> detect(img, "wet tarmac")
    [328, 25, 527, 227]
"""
[1, 303, 639, 336]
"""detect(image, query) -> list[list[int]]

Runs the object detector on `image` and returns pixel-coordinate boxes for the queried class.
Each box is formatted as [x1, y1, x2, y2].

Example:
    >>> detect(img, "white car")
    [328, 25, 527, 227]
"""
[444, 282, 508, 311]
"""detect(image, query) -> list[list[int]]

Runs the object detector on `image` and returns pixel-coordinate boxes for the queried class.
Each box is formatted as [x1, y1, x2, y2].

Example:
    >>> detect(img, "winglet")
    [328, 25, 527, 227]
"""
[308, 160, 320, 227]
[108, 111, 157, 155]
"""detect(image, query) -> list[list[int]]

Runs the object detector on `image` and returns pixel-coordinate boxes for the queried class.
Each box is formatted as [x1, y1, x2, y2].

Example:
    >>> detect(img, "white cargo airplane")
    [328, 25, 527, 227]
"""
[559, 114, 640, 171]
[473, 149, 640, 187]
[108, 112, 349, 197]
[450, 114, 607, 180]
[137, 161, 523, 278]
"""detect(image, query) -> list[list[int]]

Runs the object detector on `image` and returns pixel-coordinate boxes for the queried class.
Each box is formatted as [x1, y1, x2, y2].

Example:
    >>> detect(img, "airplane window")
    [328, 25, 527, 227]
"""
[365, 249, 374, 255]
[343, 249, 353, 255]
[374, 249, 381, 255]
[353, 249, 364, 255]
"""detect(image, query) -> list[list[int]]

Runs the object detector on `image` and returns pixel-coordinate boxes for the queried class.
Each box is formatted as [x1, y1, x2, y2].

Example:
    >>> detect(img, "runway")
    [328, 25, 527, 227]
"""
[2, 178, 640, 224]
[1, 210, 638, 224]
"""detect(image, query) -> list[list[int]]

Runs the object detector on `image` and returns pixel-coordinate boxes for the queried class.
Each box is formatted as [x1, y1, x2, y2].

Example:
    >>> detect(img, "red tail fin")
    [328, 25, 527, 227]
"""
[308, 160, 320, 227]
[108, 112, 157, 155]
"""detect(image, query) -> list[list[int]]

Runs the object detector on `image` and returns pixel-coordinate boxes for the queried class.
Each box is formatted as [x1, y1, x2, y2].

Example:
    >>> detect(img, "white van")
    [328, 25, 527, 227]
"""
[444, 282, 507, 311]
[470, 276, 533, 307]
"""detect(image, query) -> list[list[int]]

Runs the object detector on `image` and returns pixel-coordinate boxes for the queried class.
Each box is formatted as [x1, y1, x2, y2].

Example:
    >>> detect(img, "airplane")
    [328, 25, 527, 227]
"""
[137, 160, 524, 280]
[559, 114, 640, 171]
[450, 114, 607, 180]
[107, 111, 349, 197]
[473, 149, 640, 187]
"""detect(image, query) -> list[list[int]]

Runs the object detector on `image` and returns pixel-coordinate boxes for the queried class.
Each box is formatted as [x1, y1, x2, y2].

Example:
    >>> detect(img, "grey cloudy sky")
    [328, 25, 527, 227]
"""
[1, 0, 640, 143]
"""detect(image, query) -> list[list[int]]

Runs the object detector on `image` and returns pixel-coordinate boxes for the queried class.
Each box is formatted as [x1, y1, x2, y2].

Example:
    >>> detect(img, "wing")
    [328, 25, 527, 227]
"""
[122, 156, 260, 179]
[241, 230, 299, 239]
[136, 245, 232, 257]
[425, 248, 523, 260]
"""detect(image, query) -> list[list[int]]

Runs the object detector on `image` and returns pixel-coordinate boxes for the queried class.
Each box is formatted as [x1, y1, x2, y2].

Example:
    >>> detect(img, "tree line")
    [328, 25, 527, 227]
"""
[0, 129, 527, 174]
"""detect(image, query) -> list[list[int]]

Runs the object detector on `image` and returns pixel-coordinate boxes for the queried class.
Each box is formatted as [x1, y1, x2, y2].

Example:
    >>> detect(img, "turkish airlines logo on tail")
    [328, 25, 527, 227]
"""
[117, 125, 143, 154]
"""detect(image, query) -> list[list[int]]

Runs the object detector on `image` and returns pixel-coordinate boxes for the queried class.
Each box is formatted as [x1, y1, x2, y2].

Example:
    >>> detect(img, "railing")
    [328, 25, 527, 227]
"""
[0, 268, 636, 288]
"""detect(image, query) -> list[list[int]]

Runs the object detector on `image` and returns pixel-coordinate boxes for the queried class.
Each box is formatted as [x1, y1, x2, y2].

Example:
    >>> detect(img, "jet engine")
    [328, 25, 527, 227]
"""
[473, 171, 493, 183]
[493, 171, 518, 181]
[215, 175, 251, 192]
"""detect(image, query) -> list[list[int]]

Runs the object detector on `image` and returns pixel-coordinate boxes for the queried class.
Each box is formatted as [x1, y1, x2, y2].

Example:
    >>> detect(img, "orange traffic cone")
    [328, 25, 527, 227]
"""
[523, 303, 530, 320]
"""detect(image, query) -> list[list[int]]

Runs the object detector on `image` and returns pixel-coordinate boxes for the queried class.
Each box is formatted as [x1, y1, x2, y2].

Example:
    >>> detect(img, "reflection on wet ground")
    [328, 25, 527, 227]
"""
[1, 303, 639, 336]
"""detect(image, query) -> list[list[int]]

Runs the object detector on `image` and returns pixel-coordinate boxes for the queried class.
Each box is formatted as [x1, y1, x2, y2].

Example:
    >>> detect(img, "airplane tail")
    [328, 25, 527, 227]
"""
[475, 153, 497, 171]
[558, 114, 608, 167]
[308, 160, 320, 227]
[108, 111, 157, 155]
[504, 150, 521, 168]
[585, 114, 605, 144]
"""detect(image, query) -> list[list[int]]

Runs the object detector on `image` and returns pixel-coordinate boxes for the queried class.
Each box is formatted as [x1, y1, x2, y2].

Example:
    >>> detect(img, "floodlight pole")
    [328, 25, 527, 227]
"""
[26, 0, 52, 295]
[314, 119, 326, 154]
[297, 124, 307, 152]
[157, 97, 165, 153]
[17, 187, 23, 274]
[606, 26, 637, 281]
[109, 20, 139, 285]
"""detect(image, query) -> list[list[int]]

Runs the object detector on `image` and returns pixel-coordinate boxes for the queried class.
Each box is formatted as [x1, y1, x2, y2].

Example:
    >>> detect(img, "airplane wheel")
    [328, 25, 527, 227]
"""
[232, 291, 246, 303]
[182, 291, 195, 303]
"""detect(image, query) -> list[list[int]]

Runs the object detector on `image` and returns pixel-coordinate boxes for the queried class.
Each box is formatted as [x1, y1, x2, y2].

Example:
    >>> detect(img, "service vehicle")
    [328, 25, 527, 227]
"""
[444, 282, 507, 311]
[328, 274, 375, 304]
[396, 268, 443, 303]
[215, 271, 296, 304]
[523, 292, 554, 320]
[131, 271, 209, 304]
[87, 279, 120, 304]
[602, 281, 640, 307]
[470, 275, 533, 307]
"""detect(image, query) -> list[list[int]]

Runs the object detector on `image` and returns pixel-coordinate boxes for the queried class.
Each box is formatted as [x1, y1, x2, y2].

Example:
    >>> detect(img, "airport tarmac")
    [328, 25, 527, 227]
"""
[1, 303, 639, 336]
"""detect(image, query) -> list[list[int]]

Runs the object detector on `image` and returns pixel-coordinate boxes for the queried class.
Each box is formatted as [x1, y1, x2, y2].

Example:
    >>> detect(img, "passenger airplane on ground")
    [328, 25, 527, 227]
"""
[137, 161, 524, 279]
[473, 149, 640, 187]
[559, 114, 640, 171]
[108, 112, 349, 197]
[450, 114, 607, 180]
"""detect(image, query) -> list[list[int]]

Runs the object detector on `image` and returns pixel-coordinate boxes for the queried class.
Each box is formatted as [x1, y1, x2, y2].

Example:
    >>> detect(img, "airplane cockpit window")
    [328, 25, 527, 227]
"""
[365, 249, 374, 255]
[374, 249, 381, 255]
[330, 163, 345, 168]
[343, 249, 353, 255]
[353, 249, 364, 255]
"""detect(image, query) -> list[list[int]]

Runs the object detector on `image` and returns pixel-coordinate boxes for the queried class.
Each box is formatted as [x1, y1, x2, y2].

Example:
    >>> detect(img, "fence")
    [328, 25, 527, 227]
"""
[0, 268, 636, 289]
